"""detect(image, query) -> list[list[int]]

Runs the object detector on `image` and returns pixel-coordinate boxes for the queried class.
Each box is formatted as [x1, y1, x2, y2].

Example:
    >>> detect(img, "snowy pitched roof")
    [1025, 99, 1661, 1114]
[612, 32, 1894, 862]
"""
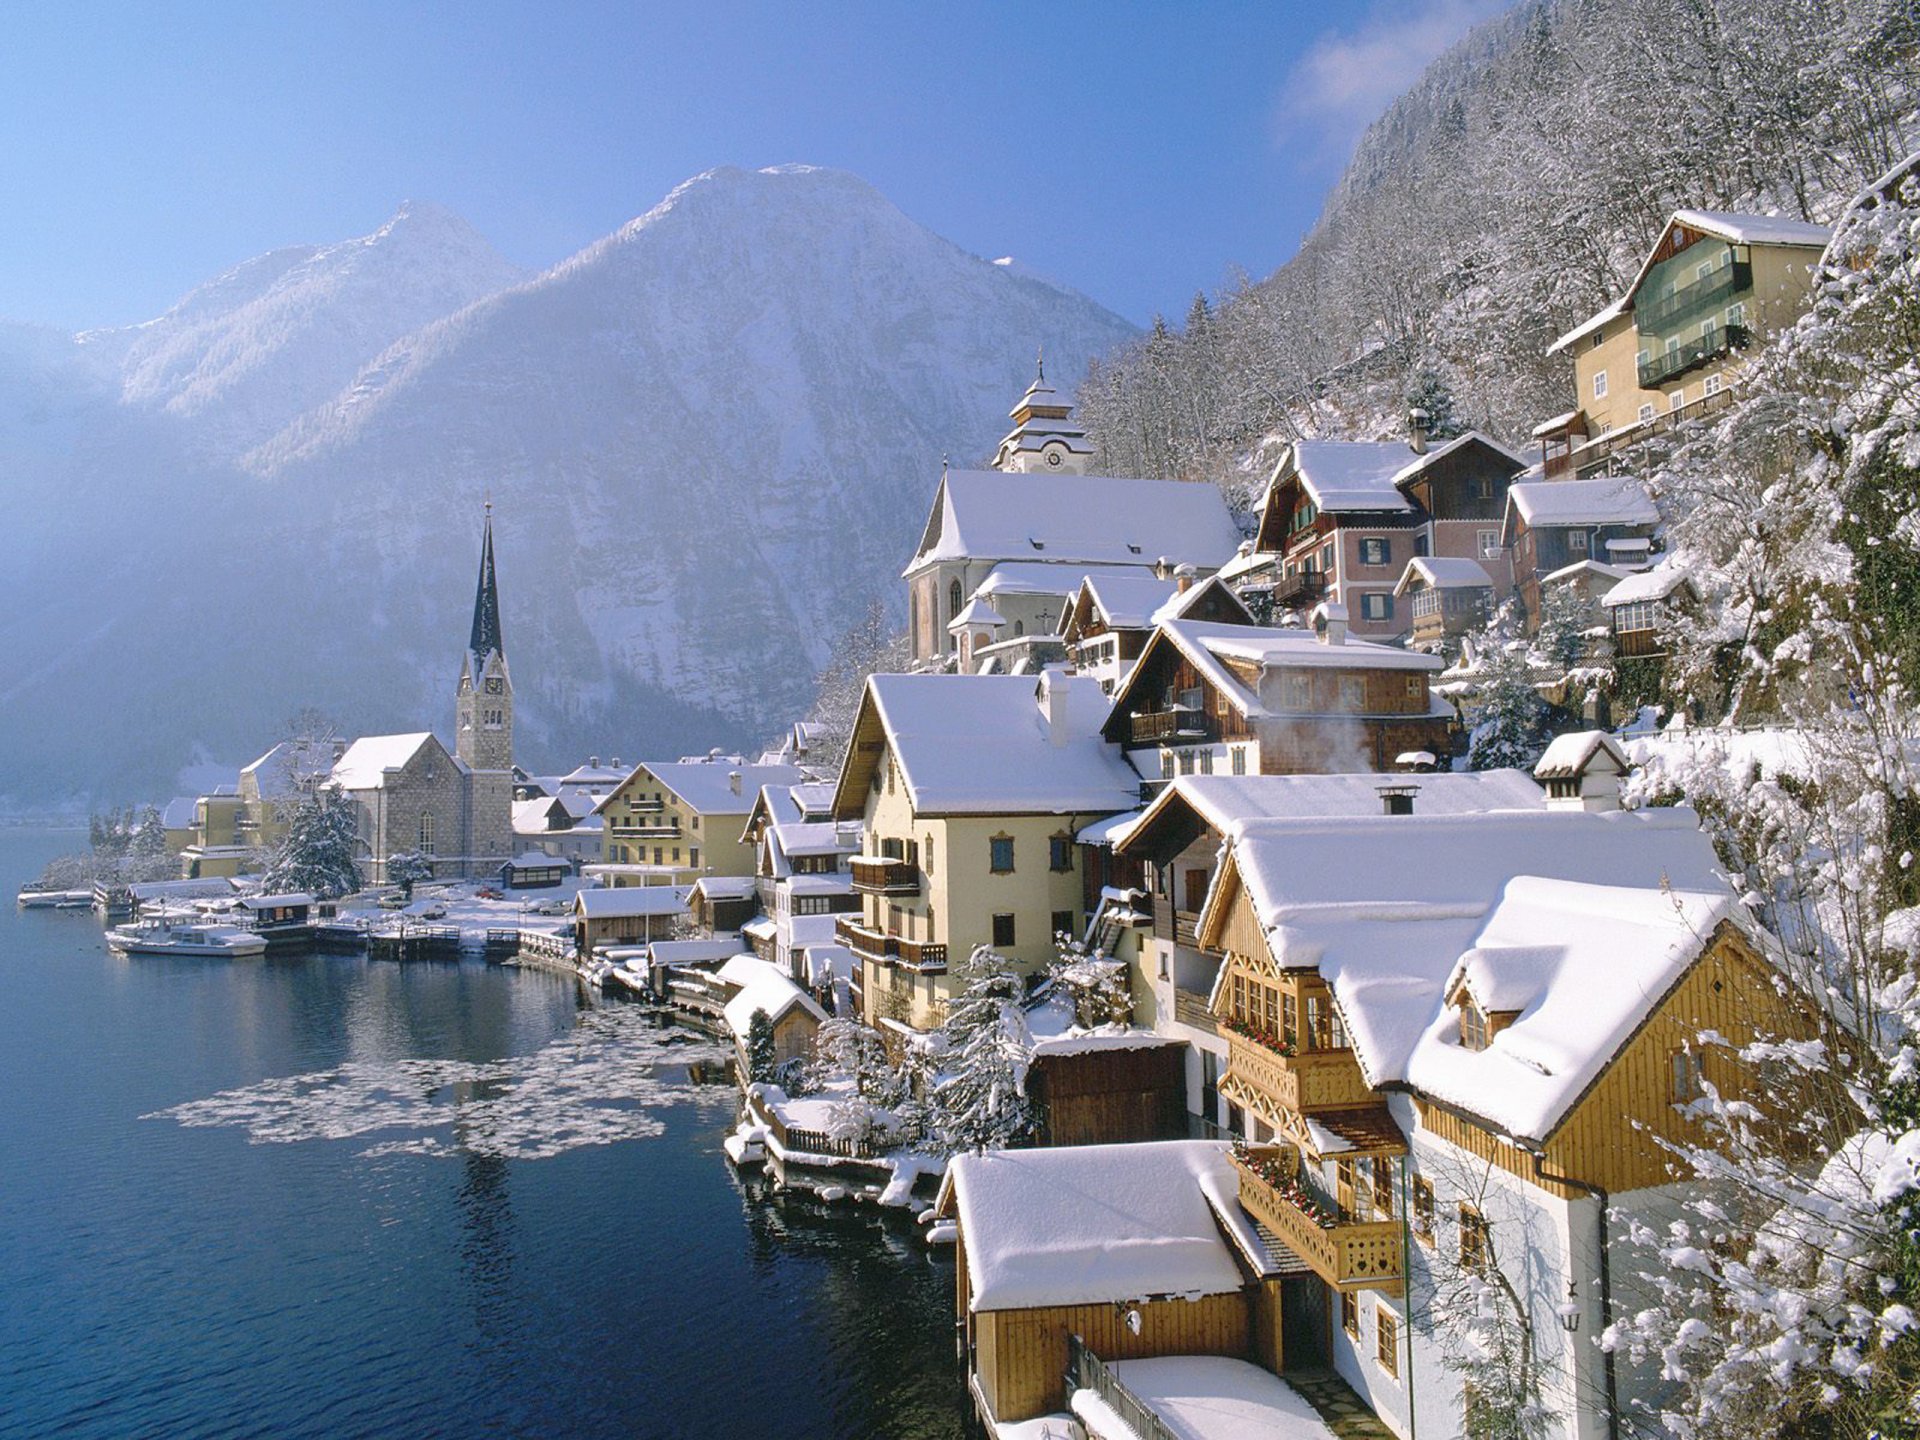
[1671, 208, 1832, 248]
[330, 733, 438, 791]
[950, 598, 1006, 630]
[693, 875, 758, 901]
[1114, 769, 1547, 852]
[1389, 431, 1527, 491]
[1394, 556, 1494, 595]
[559, 760, 628, 787]
[1077, 572, 1183, 630]
[1539, 558, 1637, 589]
[1533, 730, 1630, 782]
[160, 796, 199, 829]
[1214, 806, 1737, 1142]
[939, 1140, 1272, 1311]
[643, 760, 807, 815]
[244, 739, 342, 801]
[1282, 440, 1419, 513]
[1602, 558, 1693, 607]
[574, 884, 691, 919]
[906, 470, 1241, 576]
[1546, 299, 1628, 357]
[1505, 475, 1658, 531]
[720, 956, 826, 1037]
[837, 672, 1142, 818]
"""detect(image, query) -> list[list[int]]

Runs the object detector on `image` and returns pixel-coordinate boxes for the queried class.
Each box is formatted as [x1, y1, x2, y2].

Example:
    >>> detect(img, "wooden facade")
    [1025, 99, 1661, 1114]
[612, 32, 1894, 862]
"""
[1027, 1043, 1187, 1148]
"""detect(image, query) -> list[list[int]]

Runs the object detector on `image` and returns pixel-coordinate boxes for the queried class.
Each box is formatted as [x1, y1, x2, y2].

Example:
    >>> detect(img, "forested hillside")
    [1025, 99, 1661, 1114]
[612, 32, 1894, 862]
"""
[1081, 0, 1918, 492]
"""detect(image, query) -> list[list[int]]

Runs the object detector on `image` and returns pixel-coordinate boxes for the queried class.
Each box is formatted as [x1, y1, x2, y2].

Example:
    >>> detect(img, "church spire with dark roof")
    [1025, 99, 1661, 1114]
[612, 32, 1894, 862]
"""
[469, 500, 504, 670]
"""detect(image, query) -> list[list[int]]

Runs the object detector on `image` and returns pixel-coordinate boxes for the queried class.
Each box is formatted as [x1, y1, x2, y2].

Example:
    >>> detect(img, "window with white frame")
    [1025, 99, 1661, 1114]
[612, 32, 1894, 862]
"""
[1671, 391, 1686, 411]
[1359, 537, 1390, 566]
[1359, 593, 1393, 622]
[1478, 529, 1500, 558]
[1593, 370, 1608, 399]
[1704, 372, 1723, 396]
[1411, 588, 1441, 618]
[1638, 403, 1655, 423]
[1568, 530, 1589, 554]
[1614, 599, 1660, 633]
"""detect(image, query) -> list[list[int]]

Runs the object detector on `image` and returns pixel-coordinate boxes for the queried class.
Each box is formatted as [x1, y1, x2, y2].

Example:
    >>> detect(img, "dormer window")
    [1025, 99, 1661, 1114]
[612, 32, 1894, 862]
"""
[1460, 998, 1490, 1051]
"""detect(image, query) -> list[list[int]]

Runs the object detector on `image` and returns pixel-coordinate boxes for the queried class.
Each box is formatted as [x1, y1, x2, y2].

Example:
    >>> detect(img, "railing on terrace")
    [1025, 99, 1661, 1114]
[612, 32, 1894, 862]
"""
[610, 822, 681, 840]
[1151, 903, 1203, 949]
[1569, 382, 1735, 478]
[1129, 710, 1213, 745]
[746, 1090, 877, 1160]
[1066, 1335, 1179, 1440]
[1270, 569, 1329, 609]
[832, 916, 948, 971]
[1223, 1029, 1374, 1113]
[848, 856, 920, 896]
[1638, 324, 1750, 389]
[1232, 1146, 1403, 1293]
[1635, 260, 1749, 333]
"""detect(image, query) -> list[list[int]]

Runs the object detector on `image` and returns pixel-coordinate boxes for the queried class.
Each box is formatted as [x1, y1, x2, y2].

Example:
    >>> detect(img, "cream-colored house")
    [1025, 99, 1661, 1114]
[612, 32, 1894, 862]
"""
[828, 670, 1142, 1032]
[1538, 208, 1829, 475]
[594, 757, 805, 888]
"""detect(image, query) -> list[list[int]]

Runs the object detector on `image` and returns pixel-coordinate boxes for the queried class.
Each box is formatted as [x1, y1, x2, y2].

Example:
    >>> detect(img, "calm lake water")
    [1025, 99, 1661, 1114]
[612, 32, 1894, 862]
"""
[0, 828, 965, 1440]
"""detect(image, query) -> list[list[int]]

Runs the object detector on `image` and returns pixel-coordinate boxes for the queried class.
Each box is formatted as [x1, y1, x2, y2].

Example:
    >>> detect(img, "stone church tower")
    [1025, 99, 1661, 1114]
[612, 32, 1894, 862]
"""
[455, 504, 514, 873]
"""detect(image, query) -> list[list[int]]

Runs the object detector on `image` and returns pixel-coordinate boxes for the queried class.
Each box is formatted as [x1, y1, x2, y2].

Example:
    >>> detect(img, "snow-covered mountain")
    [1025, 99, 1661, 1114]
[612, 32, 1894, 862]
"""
[0, 166, 1138, 804]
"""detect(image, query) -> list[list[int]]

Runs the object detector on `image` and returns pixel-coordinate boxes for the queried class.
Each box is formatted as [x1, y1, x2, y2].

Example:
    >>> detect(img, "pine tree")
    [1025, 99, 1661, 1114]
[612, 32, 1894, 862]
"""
[386, 850, 434, 899]
[1405, 365, 1465, 440]
[261, 787, 362, 899]
[744, 1008, 777, 1085]
[930, 947, 1036, 1154]
[131, 807, 168, 861]
[1463, 602, 1554, 772]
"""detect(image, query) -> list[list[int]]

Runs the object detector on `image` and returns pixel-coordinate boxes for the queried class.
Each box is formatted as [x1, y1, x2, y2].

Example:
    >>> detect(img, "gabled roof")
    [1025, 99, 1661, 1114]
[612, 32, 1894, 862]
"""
[1206, 806, 1737, 1143]
[1393, 556, 1494, 596]
[1389, 430, 1528, 492]
[1278, 440, 1418, 513]
[1113, 768, 1548, 856]
[720, 955, 827, 1037]
[1602, 557, 1693, 607]
[1533, 730, 1630, 782]
[1546, 299, 1628, 357]
[937, 1140, 1273, 1312]
[608, 759, 807, 817]
[1504, 475, 1658, 535]
[160, 796, 200, 829]
[905, 469, 1241, 577]
[330, 733, 442, 791]
[575, 884, 692, 919]
[832, 671, 1141, 819]
[949, 598, 1006, 630]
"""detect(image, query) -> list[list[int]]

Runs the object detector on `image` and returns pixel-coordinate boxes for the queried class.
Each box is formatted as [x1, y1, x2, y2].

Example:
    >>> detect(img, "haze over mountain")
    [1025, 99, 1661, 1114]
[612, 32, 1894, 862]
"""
[0, 164, 1138, 806]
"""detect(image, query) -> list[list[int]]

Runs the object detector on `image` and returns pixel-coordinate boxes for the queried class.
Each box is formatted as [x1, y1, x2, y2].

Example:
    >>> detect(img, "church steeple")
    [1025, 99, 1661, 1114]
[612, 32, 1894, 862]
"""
[993, 350, 1094, 474]
[469, 500, 504, 673]
[456, 501, 513, 773]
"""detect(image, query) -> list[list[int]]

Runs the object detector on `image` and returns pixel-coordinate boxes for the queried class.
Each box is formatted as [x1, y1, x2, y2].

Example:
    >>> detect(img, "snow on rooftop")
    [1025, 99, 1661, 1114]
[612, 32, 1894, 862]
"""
[1602, 557, 1692, 607]
[575, 885, 691, 919]
[645, 760, 806, 815]
[1101, 1357, 1338, 1440]
[1080, 572, 1183, 630]
[160, 796, 199, 829]
[1395, 556, 1494, 595]
[721, 956, 826, 1037]
[942, 1141, 1266, 1312]
[1118, 769, 1547, 851]
[1530, 408, 1584, 436]
[909, 470, 1241, 576]
[1221, 806, 1736, 1140]
[1286, 440, 1418, 513]
[1546, 298, 1627, 357]
[1507, 475, 1658, 529]
[1387, 431, 1526, 490]
[866, 672, 1142, 816]
[330, 733, 436, 790]
[1673, 208, 1832, 248]
[950, 598, 1007, 629]
[1534, 730, 1628, 781]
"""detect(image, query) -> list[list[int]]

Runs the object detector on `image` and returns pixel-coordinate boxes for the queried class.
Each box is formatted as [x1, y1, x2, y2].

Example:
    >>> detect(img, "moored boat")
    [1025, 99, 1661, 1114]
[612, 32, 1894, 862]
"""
[106, 920, 268, 958]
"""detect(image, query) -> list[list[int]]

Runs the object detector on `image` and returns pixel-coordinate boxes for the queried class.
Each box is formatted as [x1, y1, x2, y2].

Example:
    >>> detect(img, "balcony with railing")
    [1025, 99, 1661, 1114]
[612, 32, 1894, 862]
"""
[1151, 903, 1203, 949]
[609, 820, 681, 840]
[1128, 708, 1214, 746]
[1270, 568, 1329, 610]
[1171, 986, 1217, 1034]
[1232, 1144, 1404, 1293]
[1221, 1030, 1374, 1115]
[1635, 260, 1749, 333]
[848, 855, 920, 896]
[833, 915, 948, 971]
[1638, 323, 1750, 389]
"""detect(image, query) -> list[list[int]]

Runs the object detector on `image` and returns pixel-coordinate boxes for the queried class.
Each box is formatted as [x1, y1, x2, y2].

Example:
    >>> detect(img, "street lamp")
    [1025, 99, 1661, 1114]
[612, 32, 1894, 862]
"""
[1559, 1281, 1582, 1334]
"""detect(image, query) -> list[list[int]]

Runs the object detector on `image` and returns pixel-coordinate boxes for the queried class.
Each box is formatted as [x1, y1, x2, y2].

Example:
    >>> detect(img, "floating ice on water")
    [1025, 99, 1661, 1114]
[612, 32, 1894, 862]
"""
[146, 1007, 734, 1160]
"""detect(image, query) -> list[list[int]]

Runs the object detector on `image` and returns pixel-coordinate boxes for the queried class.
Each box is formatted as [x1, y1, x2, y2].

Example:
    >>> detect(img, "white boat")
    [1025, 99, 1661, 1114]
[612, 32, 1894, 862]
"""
[16, 888, 92, 909]
[106, 921, 268, 958]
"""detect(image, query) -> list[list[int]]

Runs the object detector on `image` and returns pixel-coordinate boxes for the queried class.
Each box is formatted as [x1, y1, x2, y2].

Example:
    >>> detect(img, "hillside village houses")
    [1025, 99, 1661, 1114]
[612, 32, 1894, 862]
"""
[589, 756, 805, 888]
[737, 779, 862, 994]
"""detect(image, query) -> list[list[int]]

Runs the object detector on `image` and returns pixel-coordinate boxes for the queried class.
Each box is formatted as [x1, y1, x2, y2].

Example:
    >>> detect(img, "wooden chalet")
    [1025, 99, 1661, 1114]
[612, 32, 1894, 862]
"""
[1061, 570, 1253, 696]
[1502, 475, 1660, 628]
[1099, 614, 1452, 782]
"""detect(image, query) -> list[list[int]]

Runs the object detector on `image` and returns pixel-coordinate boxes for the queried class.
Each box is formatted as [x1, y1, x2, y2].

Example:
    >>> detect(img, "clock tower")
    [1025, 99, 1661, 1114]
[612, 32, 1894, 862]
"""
[992, 354, 1095, 474]
[455, 502, 513, 775]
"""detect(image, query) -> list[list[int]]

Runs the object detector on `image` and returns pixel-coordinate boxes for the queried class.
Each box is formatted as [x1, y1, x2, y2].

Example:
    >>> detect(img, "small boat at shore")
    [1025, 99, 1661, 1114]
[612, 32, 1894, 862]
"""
[106, 920, 268, 958]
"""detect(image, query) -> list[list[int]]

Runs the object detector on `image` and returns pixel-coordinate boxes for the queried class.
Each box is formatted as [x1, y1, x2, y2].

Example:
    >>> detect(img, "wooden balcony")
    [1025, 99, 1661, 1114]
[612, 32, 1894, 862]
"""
[1233, 1147, 1403, 1294]
[849, 855, 920, 896]
[833, 915, 948, 971]
[1172, 987, 1217, 1034]
[609, 822, 680, 840]
[1151, 903, 1202, 949]
[1270, 569, 1329, 609]
[1128, 709, 1215, 745]
[1223, 1030, 1374, 1114]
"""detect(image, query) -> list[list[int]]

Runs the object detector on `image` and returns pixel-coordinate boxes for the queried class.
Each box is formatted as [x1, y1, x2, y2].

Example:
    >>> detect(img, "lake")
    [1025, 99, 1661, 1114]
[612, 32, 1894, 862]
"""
[0, 828, 965, 1439]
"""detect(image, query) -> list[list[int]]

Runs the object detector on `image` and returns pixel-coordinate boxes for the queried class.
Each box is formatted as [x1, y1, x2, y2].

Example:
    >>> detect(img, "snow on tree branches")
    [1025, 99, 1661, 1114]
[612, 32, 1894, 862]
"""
[261, 787, 362, 900]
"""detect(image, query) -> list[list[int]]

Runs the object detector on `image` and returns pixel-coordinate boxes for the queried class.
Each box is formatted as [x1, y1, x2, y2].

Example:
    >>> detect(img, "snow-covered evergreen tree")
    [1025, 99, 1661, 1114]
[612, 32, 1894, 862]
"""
[260, 787, 362, 899]
[386, 850, 434, 898]
[930, 947, 1036, 1155]
[1046, 933, 1133, 1028]
[131, 806, 168, 862]
[1405, 365, 1465, 441]
[744, 1009, 777, 1085]
[805, 599, 911, 770]
[1461, 601, 1556, 771]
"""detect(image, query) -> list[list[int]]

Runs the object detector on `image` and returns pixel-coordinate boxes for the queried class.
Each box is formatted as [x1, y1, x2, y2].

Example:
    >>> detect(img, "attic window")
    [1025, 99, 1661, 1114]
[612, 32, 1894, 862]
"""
[1029, 538, 1046, 550]
[1128, 544, 1142, 554]
[1460, 998, 1490, 1051]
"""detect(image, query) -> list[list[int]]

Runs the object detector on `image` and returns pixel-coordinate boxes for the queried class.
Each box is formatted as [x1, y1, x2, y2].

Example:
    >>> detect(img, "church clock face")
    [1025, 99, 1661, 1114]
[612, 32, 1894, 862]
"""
[1045, 448, 1063, 468]
[484, 677, 504, 694]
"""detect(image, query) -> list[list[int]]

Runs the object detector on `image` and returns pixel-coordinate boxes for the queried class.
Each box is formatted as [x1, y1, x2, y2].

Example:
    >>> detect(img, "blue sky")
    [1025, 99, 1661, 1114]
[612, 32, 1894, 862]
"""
[0, 0, 1508, 330]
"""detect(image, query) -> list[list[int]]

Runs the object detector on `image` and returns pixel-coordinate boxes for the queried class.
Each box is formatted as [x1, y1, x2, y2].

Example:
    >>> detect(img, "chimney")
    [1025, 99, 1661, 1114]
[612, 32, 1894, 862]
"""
[729, 770, 742, 796]
[1408, 406, 1431, 455]
[1535, 732, 1628, 813]
[1312, 601, 1349, 647]
[589, 755, 599, 769]
[1174, 562, 1196, 594]
[1038, 668, 1070, 746]
[1377, 783, 1419, 816]
[1153, 556, 1174, 580]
